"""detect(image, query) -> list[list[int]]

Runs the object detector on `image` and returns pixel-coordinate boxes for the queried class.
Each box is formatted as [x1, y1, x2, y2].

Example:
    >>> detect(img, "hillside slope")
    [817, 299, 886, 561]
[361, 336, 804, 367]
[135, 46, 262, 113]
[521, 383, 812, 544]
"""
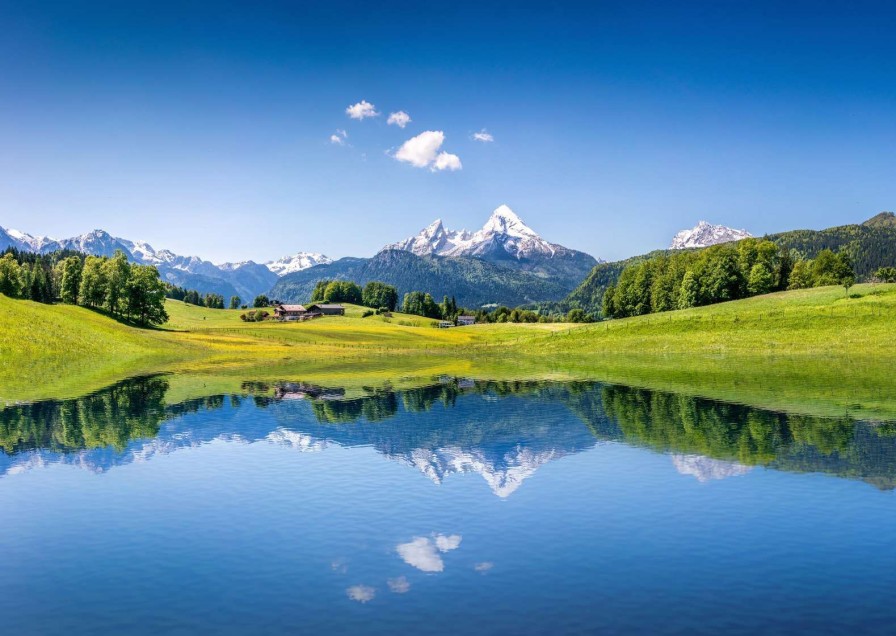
[269, 249, 573, 306]
[566, 215, 896, 314]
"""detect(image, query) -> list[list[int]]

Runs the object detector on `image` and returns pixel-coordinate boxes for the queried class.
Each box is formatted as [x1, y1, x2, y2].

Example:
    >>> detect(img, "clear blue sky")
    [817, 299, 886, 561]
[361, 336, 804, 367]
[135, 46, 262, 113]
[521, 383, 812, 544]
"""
[1, 1, 894, 262]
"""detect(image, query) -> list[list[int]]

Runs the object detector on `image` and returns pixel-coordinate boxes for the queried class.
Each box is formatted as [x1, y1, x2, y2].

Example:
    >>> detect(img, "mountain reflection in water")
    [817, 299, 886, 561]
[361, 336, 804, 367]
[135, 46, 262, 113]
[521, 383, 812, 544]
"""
[2, 375, 895, 491]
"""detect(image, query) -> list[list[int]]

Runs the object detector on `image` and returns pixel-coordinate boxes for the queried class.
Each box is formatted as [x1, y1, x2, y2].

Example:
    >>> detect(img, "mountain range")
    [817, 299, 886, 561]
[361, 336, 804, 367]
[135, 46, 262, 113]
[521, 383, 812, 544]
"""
[270, 205, 599, 307]
[0, 226, 330, 302]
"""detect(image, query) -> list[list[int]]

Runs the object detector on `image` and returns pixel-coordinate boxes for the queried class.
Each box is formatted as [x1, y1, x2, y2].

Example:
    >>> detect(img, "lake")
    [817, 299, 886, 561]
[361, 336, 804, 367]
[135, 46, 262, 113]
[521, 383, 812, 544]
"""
[2, 376, 895, 635]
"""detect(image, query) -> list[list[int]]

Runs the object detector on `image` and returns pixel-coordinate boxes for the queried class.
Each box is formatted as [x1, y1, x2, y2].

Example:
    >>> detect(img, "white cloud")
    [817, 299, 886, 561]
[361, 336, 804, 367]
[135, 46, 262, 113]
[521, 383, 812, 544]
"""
[393, 131, 462, 172]
[387, 111, 411, 128]
[474, 562, 494, 573]
[346, 585, 376, 603]
[387, 576, 411, 593]
[394, 130, 444, 167]
[433, 152, 462, 172]
[329, 129, 348, 145]
[396, 534, 462, 572]
[472, 129, 494, 143]
[345, 100, 379, 120]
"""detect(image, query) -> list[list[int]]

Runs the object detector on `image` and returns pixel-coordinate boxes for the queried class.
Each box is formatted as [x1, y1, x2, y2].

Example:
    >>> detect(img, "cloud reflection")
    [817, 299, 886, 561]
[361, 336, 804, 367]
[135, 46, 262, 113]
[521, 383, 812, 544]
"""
[396, 534, 462, 572]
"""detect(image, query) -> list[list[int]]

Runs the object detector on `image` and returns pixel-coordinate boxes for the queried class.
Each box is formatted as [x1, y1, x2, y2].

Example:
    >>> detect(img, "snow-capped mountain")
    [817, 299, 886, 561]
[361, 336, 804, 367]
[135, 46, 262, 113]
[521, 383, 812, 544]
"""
[262, 252, 332, 276]
[669, 221, 752, 249]
[386, 204, 567, 261]
[0, 224, 329, 300]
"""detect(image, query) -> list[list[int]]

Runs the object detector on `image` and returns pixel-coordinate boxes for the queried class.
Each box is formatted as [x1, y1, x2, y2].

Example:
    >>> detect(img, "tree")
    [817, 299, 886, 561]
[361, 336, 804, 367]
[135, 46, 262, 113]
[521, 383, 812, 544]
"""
[678, 270, 698, 309]
[602, 285, 617, 318]
[103, 250, 131, 315]
[362, 281, 398, 311]
[787, 259, 813, 289]
[253, 294, 270, 308]
[811, 249, 840, 286]
[875, 267, 896, 283]
[229, 296, 241, 310]
[58, 256, 84, 305]
[0, 253, 23, 297]
[79, 256, 108, 308]
[566, 308, 590, 323]
[747, 262, 775, 295]
[834, 252, 855, 295]
[125, 265, 169, 326]
[310, 280, 332, 302]
[323, 280, 362, 304]
[401, 291, 441, 318]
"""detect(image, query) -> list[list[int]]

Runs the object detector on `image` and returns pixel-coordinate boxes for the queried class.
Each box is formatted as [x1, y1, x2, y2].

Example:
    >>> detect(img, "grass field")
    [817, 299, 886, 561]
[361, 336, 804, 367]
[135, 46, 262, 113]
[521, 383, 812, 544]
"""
[2, 284, 896, 418]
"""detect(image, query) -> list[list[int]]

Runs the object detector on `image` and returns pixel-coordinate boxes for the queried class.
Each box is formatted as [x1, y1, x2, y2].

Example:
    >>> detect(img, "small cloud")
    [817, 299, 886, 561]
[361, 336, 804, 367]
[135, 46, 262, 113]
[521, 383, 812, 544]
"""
[329, 129, 348, 145]
[472, 129, 494, 143]
[433, 152, 462, 172]
[474, 562, 494, 574]
[346, 100, 379, 120]
[396, 533, 463, 572]
[346, 585, 376, 603]
[387, 576, 411, 593]
[393, 131, 462, 172]
[331, 558, 349, 573]
[387, 111, 411, 128]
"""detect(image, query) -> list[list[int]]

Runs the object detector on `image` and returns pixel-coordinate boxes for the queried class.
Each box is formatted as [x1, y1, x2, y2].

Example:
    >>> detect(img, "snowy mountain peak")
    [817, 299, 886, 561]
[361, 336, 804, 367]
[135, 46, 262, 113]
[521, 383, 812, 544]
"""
[264, 252, 332, 277]
[384, 204, 565, 260]
[670, 221, 752, 249]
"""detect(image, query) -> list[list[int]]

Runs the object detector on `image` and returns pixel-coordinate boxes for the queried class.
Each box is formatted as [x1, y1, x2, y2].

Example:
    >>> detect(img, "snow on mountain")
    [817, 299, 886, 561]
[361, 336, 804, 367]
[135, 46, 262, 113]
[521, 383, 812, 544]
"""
[385, 204, 565, 261]
[263, 252, 332, 276]
[671, 454, 753, 482]
[3, 228, 55, 251]
[670, 221, 752, 249]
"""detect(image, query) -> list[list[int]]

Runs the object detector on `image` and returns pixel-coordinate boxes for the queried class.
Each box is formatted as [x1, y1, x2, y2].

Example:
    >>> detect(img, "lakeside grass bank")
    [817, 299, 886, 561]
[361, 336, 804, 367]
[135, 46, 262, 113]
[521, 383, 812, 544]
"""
[2, 284, 895, 418]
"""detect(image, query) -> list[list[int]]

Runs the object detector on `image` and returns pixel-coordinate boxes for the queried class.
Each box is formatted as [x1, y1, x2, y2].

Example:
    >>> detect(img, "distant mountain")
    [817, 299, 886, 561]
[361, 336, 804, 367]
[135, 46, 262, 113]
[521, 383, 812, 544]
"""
[863, 211, 896, 229]
[259, 252, 332, 276]
[386, 205, 598, 287]
[563, 212, 896, 316]
[269, 249, 572, 307]
[0, 225, 329, 301]
[670, 220, 752, 249]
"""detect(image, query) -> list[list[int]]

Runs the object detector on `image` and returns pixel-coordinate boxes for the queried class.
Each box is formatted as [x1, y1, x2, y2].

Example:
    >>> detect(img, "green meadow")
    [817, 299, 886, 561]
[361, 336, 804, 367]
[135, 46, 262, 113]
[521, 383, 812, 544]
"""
[2, 284, 895, 420]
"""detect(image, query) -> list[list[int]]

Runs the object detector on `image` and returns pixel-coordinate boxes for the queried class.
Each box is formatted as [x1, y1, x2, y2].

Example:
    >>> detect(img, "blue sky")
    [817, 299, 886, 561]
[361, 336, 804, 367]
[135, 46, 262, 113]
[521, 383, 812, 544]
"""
[1, 1, 894, 262]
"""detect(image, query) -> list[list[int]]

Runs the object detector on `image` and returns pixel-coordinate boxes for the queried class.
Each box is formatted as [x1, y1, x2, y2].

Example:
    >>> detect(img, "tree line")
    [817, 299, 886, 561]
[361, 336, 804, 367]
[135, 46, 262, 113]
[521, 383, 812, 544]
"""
[602, 239, 856, 319]
[0, 248, 168, 326]
[166, 286, 243, 310]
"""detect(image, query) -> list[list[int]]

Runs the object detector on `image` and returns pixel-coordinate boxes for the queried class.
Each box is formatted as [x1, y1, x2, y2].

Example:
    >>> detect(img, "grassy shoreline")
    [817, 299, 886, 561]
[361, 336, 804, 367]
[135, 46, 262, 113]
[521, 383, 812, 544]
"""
[2, 284, 895, 419]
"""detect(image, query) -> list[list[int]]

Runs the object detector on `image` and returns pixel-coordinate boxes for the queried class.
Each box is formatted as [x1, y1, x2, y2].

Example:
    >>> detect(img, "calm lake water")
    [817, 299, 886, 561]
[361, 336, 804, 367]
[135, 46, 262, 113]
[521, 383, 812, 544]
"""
[2, 376, 896, 635]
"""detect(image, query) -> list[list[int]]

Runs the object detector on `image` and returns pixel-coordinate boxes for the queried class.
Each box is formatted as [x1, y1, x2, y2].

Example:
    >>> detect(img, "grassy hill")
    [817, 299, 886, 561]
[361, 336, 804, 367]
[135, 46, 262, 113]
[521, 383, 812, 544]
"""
[3, 286, 896, 419]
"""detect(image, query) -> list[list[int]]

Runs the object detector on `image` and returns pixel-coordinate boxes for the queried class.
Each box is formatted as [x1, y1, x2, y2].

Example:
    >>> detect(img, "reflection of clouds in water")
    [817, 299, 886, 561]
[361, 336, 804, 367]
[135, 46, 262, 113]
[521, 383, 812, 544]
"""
[331, 558, 349, 574]
[474, 562, 493, 573]
[387, 576, 410, 593]
[346, 585, 375, 603]
[671, 454, 753, 482]
[396, 533, 462, 572]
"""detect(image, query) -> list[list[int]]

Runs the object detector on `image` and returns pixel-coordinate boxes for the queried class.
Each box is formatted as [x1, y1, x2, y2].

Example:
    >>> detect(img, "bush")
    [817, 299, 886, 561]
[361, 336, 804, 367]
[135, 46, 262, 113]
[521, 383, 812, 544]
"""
[361, 309, 374, 318]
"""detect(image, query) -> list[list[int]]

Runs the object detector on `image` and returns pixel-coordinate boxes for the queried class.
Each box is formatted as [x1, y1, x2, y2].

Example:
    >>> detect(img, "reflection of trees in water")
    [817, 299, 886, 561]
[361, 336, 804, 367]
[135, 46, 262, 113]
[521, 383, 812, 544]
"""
[0, 377, 171, 453]
[597, 384, 896, 489]
[4, 376, 896, 489]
